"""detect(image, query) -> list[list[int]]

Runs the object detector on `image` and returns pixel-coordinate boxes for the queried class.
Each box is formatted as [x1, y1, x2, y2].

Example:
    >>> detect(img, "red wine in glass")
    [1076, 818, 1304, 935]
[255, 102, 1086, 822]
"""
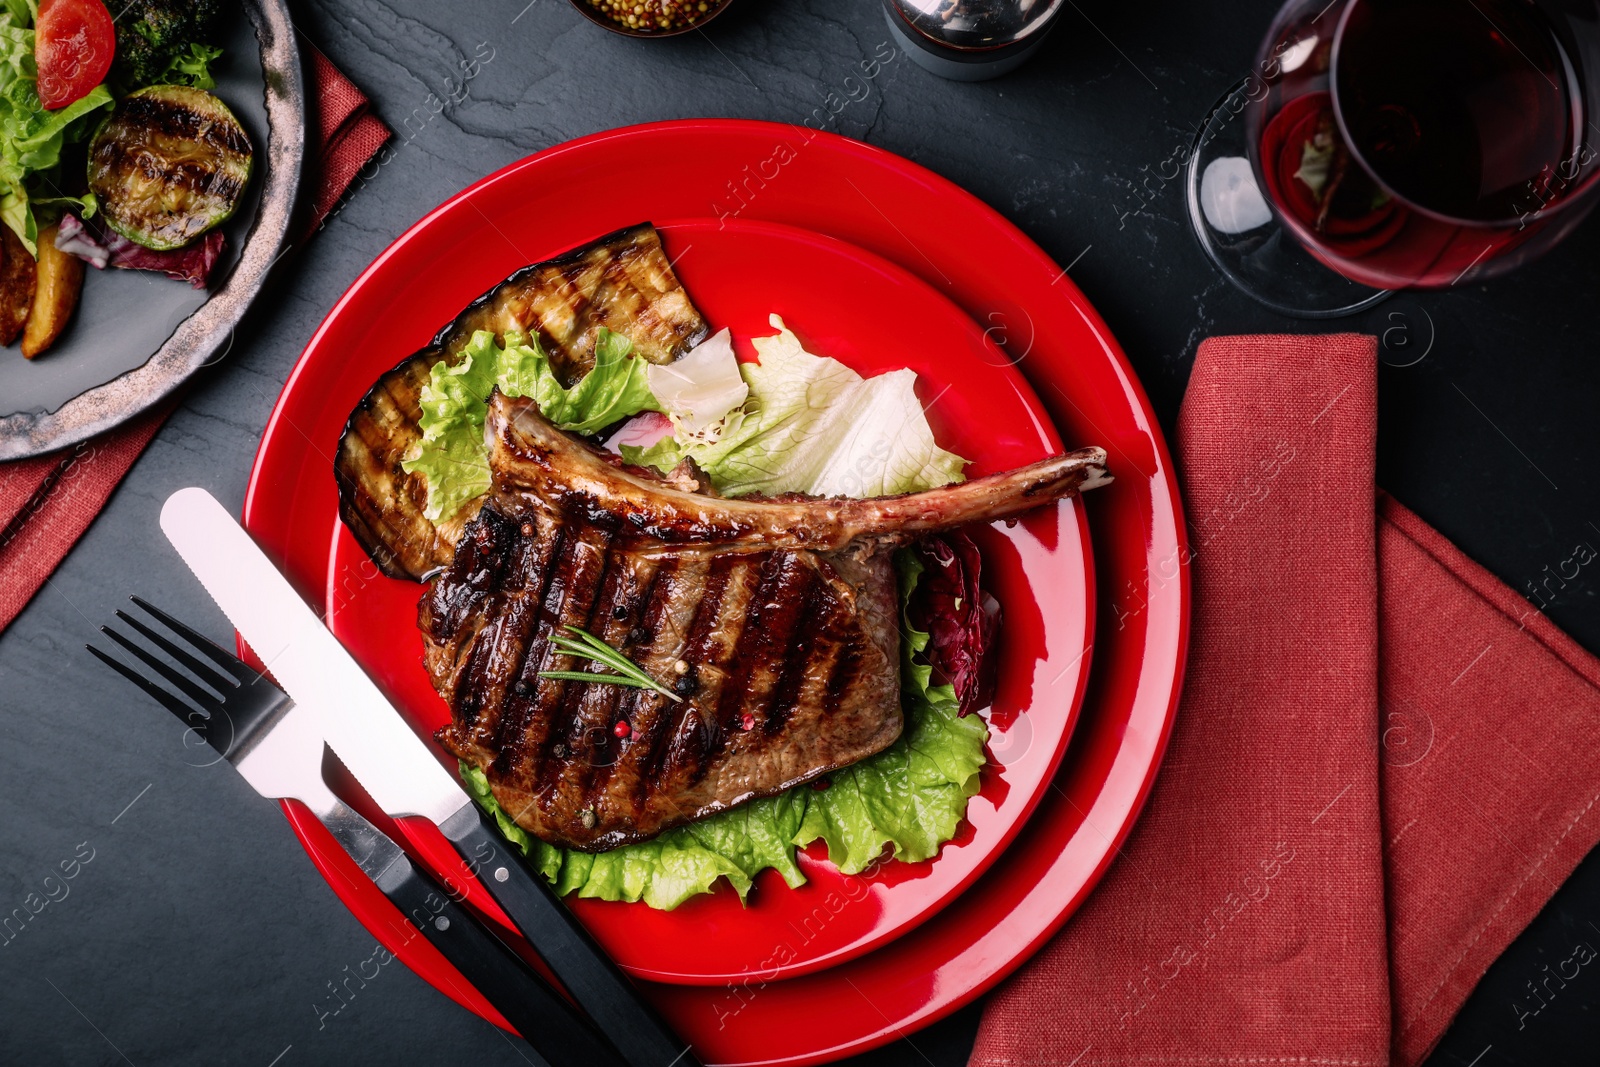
[1246, 0, 1598, 291]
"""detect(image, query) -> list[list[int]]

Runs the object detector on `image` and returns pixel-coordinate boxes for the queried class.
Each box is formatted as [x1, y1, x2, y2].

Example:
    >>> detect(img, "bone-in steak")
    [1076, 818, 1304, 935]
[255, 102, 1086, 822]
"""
[424, 392, 1109, 851]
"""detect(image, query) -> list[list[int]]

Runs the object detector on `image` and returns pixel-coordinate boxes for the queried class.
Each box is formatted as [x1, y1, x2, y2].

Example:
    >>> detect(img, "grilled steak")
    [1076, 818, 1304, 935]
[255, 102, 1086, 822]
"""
[424, 392, 1110, 850]
[335, 223, 709, 580]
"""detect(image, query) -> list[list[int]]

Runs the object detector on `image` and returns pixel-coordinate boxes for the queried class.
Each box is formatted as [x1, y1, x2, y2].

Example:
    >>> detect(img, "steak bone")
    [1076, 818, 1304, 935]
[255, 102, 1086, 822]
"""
[486, 390, 1111, 553]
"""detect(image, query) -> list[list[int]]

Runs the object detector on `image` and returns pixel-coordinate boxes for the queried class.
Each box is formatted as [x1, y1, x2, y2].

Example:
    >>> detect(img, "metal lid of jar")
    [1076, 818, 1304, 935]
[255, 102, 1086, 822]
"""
[889, 0, 1068, 52]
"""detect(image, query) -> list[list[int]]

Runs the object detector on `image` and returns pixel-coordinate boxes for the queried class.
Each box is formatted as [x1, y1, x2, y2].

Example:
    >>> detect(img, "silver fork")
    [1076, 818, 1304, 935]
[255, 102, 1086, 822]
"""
[89, 597, 622, 1067]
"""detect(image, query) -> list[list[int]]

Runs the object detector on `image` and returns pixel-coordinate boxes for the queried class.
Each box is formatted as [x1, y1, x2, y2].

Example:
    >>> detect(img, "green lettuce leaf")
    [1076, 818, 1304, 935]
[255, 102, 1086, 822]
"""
[402, 328, 661, 521]
[623, 314, 967, 498]
[461, 546, 989, 908]
[500, 326, 659, 434]
[461, 761, 806, 910]
[0, 7, 113, 254]
[160, 42, 225, 90]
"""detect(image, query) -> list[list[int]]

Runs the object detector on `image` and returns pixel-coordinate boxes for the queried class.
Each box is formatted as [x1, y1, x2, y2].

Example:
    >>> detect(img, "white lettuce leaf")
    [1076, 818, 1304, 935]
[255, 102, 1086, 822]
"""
[645, 327, 748, 437]
[625, 314, 968, 497]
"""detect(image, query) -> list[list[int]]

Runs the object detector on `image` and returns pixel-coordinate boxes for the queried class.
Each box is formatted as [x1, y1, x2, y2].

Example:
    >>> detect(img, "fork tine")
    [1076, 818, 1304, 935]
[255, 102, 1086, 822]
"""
[129, 596, 257, 686]
[100, 626, 225, 714]
[116, 609, 237, 695]
[86, 643, 209, 729]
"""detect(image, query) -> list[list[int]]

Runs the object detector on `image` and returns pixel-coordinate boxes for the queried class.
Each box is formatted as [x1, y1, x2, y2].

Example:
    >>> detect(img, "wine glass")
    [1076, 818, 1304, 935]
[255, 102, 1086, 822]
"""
[1186, 0, 1600, 318]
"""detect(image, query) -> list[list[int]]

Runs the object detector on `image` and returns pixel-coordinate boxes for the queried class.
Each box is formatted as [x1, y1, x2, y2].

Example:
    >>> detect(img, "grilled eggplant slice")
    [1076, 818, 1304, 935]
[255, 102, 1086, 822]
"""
[335, 223, 710, 581]
[88, 85, 253, 251]
[335, 347, 469, 581]
[428, 221, 711, 386]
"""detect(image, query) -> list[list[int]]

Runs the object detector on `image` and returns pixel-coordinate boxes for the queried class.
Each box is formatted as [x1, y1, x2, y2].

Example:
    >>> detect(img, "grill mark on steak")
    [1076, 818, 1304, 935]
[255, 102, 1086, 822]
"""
[595, 553, 670, 810]
[710, 553, 805, 742]
[570, 553, 699, 830]
[661, 559, 743, 790]
[426, 393, 1110, 850]
[500, 521, 616, 790]
[765, 571, 846, 740]
[480, 514, 568, 773]
[823, 641, 863, 735]
[461, 516, 562, 776]
[628, 554, 712, 791]
[424, 507, 521, 764]
[625, 552, 683, 778]
[544, 534, 624, 809]
[560, 552, 686, 836]
[755, 556, 821, 736]
[565, 565, 644, 811]
[681, 557, 755, 736]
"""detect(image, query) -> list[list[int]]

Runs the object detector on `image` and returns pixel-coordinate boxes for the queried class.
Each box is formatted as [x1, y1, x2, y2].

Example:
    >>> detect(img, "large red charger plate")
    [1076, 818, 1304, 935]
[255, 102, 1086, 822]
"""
[243, 120, 1189, 1066]
[319, 215, 1095, 984]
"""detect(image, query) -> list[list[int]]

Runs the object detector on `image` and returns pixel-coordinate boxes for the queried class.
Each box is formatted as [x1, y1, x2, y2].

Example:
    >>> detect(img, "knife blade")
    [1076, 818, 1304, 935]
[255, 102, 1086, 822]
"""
[161, 487, 466, 824]
[159, 487, 697, 1067]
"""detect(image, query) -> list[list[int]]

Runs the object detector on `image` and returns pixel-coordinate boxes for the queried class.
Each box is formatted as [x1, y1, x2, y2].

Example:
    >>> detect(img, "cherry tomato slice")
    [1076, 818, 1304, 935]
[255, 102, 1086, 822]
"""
[35, 0, 115, 110]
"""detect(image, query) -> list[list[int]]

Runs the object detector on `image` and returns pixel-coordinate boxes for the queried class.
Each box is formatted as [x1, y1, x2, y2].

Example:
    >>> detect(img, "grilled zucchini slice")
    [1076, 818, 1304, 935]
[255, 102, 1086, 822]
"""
[88, 85, 253, 251]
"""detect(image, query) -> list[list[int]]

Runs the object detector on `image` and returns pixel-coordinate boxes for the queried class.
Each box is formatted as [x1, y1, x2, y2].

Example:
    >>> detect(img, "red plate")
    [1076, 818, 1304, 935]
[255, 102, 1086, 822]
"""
[243, 120, 1188, 1065]
[317, 216, 1094, 984]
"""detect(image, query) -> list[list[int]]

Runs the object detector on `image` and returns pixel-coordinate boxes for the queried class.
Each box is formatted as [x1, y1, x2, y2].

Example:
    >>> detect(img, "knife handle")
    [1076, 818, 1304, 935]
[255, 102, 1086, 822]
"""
[440, 805, 699, 1067]
[376, 850, 625, 1067]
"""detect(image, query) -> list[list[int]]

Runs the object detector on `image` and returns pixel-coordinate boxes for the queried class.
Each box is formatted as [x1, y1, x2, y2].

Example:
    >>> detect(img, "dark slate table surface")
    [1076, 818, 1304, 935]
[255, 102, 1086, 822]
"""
[3, 1, 1597, 1064]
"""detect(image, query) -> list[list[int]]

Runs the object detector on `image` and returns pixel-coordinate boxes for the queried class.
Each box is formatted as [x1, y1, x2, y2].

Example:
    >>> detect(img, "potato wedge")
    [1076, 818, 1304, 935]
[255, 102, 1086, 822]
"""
[21, 225, 85, 359]
[0, 224, 36, 347]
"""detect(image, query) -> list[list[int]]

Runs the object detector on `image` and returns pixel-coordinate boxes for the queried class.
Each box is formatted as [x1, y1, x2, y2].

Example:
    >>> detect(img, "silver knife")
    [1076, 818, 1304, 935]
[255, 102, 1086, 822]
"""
[159, 487, 695, 1067]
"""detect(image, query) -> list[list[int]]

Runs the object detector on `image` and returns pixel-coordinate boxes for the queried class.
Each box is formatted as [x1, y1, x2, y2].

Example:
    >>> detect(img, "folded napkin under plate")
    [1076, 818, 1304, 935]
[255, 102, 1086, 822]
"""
[974, 333, 1600, 1067]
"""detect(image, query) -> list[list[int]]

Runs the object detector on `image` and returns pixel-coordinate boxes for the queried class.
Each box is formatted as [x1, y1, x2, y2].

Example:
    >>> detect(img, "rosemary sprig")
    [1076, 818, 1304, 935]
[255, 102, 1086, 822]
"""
[538, 625, 683, 703]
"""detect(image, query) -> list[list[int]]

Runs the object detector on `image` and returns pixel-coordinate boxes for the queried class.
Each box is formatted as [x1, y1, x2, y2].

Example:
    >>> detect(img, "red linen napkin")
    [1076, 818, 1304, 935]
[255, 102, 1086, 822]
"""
[302, 46, 393, 237]
[0, 48, 391, 635]
[972, 334, 1600, 1067]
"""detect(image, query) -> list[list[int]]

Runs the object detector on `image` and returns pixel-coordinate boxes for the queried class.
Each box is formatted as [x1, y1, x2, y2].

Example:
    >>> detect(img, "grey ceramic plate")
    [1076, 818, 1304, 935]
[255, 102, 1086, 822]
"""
[0, 0, 305, 461]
